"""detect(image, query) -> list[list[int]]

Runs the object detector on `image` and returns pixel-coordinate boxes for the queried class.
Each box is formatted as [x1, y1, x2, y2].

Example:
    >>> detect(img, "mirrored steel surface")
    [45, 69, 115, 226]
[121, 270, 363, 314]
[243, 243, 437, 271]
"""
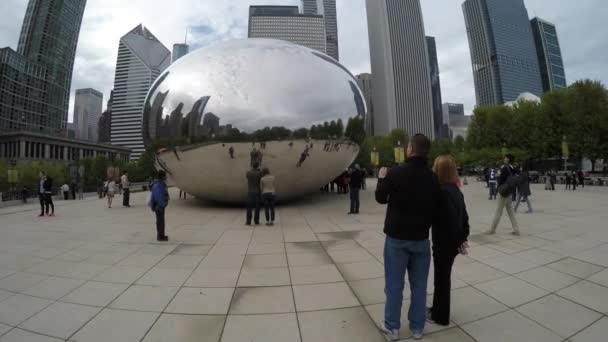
[143, 39, 365, 203]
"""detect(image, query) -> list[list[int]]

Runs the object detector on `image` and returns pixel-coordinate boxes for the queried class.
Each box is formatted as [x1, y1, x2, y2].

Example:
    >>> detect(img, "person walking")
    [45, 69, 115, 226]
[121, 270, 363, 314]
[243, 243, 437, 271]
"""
[106, 178, 116, 208]
[150, 170, 169, 241]
[246, 162, 262, 225]
[571, 171, 577, 191]
[43, 174, 55, 216]
[61, 183, 70, 200]
[486, 155, 520, 236]
[514, 168, 533, 213]
[488, 168, 497, 200]
[121, 171, 130, 207]
[348, 164, 364, 214]
[21, 186, 28, 204]
[565, 173, 571, 190]
[550, 171, 557, 191]
[260, 168, 276, 226]
[375, 134, 442, 340]
[428, 155, 470, 327]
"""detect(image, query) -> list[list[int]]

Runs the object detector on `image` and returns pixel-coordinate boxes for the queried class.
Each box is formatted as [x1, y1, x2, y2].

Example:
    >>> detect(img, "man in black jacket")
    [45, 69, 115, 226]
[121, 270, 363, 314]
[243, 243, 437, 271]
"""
[375, 134, 442, 340]
[487, 154, 520, 235]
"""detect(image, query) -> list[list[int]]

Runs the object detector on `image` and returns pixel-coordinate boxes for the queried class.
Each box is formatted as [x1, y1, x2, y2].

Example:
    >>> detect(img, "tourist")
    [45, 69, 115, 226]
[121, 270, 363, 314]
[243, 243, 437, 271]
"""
[571, 171, 577, 190]
[38, 172, 47, 217]
[550, 170, 557, 191]
[61, 183, 70, 200]
[246, 162, 262, 225]
[514, 167, 533, 213]
[97, 178, 104, 198]
[488, 168, 497, 200]
[487, 154, 520, 235]
[121, 170, 130, 207]
[375, 134, 441, 341]
[565, 173, 571, 190]
[21, 186, 28, 203]
[260, 168, 276, 226]
[578, 170, 585, 188]
[150, 170, 169, 241]
[428, 155, 470, 327]
[229, 146, 234, 159]
[348, 164, 364, 214]
[43, 173, 54, 216]
[106, 178, 116, 208]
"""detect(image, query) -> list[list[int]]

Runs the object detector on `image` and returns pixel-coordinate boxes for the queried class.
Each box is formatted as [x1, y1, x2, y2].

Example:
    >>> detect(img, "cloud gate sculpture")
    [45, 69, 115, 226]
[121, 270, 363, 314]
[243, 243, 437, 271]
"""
[142, 39, 366, 203]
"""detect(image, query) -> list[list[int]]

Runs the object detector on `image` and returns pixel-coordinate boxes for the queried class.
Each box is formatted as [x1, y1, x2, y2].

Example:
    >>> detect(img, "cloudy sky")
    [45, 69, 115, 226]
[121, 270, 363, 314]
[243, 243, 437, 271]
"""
[1, 0, 606, 121]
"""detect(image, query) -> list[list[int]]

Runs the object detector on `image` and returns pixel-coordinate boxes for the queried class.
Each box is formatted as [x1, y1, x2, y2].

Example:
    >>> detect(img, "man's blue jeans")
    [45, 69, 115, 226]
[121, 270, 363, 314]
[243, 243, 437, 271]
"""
[384, 236, 431, 332]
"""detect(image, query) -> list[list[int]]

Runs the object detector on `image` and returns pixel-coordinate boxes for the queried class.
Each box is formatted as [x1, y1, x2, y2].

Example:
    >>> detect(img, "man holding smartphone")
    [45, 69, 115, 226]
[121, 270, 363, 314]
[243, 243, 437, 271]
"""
[375, 134, 442, 341]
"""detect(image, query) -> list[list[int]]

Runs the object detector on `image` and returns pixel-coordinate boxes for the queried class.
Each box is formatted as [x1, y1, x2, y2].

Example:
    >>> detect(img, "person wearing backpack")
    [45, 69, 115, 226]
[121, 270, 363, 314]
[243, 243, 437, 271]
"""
[428, 155, 470, 326]
[487, 154, 520, 235]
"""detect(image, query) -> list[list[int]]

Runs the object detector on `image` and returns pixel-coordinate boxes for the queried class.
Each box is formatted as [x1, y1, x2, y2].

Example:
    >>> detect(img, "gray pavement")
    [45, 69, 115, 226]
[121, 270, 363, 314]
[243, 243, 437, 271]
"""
[0, 180, 607, 341]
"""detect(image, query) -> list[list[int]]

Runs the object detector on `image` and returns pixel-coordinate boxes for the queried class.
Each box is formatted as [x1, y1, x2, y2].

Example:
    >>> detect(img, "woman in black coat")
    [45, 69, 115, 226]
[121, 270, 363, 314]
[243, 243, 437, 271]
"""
[514, 170, 532, 213]
[428, 155, 470, 326]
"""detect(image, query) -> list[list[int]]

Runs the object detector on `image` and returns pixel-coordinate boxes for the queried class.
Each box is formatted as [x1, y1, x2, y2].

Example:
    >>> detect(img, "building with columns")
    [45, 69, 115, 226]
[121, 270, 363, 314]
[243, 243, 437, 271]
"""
[0, 131, 130, 162]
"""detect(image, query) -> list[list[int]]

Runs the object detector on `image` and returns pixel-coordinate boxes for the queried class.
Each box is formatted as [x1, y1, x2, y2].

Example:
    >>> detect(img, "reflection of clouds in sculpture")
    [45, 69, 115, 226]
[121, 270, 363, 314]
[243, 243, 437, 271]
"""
[143, 38, 365, 142]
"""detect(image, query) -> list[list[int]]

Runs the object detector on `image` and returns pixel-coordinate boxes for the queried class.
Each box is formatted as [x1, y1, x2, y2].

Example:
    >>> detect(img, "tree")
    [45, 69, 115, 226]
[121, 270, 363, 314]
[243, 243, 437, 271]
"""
[336, 119, 345, 137]
[293, 128, 309, 139]
[345, 117, 366, 145]
[388, 129, 408, 147]
[453, 136, 465, 152]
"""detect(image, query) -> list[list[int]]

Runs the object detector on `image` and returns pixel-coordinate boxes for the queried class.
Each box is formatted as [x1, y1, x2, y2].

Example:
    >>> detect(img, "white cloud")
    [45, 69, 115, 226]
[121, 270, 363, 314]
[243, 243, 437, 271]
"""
[0, 0, 606, 120]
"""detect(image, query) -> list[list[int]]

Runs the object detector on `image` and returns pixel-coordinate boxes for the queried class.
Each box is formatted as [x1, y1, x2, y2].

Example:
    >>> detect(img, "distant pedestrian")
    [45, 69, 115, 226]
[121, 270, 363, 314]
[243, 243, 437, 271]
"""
[578, 170, 585, 188]
[179, 189, 187, 200]
[61, 183, 70, 200]
[106, 178, 116, 208]
[229, 146, 234, 159]
[296, 147, 310, 167]
[488, 168, 497, 200]
[348, 164, 364, 214]
[565, 173, 571, 190]
[486, 154, 520, 236]
[121, 171, 130, 207]
[571, 172, 577, 191]
[71, 182, 76, 199]
[550, 171, 556, 191]
[514, 168, 533, 213]
[38, 172, 47, 217]
[21, 186, 28, 204]
[260, 168, 276, 226]
[150, 170, 169, 241]
[246, 162, 262, 225]
[43, 174, 55, 216]
[97, 178, 104, 198]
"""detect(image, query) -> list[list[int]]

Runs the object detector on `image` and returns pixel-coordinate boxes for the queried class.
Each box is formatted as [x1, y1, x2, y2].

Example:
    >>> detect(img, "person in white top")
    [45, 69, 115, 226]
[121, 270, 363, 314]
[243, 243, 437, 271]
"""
[121, 171, 130, 207]
[260, 168, 276, 226]
[61, 183, 70, 200]
[106, 178, 116, 208]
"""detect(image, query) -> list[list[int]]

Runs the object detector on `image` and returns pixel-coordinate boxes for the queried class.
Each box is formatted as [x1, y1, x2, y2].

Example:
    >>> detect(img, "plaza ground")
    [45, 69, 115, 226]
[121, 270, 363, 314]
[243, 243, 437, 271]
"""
[0, 180, 607, 341]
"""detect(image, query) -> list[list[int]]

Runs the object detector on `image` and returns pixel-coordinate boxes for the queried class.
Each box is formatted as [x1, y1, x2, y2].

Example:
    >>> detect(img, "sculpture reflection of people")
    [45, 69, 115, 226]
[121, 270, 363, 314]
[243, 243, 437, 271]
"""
[246, 162, 262, 225]
[296, 147, 310, 167]
[229, 146, 234, 159]
[348, 164, 364, 214]
[150, 170, 169, 241]
[260, 168, 276, 226]
[250, 148, 263, 167]
[428, 155, 470, 327]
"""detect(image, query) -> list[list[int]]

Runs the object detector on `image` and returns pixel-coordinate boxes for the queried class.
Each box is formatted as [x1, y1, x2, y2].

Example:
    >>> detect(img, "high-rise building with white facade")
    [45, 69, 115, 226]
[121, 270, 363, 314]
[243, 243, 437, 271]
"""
[366, 0, 434, 138]
[301, 0, 339, 60]
[110, 25, 170, 160]
[248, 6, 327, 54]
[356, 73, 374, 136]
[73, 88, 103, 141]
[172, 43, 189, 63]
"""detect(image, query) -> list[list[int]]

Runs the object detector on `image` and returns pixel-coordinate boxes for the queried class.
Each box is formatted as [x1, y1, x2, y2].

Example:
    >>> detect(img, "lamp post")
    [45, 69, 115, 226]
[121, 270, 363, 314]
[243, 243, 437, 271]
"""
[562, 135, 569, 172]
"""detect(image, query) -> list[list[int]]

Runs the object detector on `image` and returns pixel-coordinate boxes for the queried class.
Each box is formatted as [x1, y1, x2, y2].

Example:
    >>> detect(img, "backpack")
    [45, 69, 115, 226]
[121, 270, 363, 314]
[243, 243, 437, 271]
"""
[498, 168, 521, 197]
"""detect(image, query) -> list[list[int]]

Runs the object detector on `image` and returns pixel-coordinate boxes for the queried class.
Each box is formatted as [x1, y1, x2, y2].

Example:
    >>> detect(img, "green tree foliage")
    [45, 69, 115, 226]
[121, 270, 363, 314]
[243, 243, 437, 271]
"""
[344, 117, 366, 145]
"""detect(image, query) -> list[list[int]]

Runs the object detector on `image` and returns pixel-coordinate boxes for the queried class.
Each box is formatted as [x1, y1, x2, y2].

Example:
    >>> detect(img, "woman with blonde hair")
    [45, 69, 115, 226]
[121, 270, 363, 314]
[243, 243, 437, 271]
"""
[428, 155, 470, 326]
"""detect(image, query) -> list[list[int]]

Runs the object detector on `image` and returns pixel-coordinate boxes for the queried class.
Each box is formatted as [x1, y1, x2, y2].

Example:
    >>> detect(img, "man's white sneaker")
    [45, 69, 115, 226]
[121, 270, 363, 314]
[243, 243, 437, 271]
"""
[380, 322, 399, 341]
[411, 329, 424, 340]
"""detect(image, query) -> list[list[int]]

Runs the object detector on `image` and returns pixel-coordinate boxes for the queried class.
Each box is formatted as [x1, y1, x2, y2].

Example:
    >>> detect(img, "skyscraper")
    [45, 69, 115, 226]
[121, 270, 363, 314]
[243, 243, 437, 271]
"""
[366, 0, 434, 138]
[110, 25, 170, 160]
[463, 0, 543, 106]
[426, 36, 448, 139]
[248, 6, 327, 54]
[0, 0, 86, 134]
[302, 0, 339, 61]
[73, 88, 103, 141]
[172, 43, 190, 63]
[98, 90, 113, 143]
[531, 17, 567, 92]
[356, 73, 374, 136]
